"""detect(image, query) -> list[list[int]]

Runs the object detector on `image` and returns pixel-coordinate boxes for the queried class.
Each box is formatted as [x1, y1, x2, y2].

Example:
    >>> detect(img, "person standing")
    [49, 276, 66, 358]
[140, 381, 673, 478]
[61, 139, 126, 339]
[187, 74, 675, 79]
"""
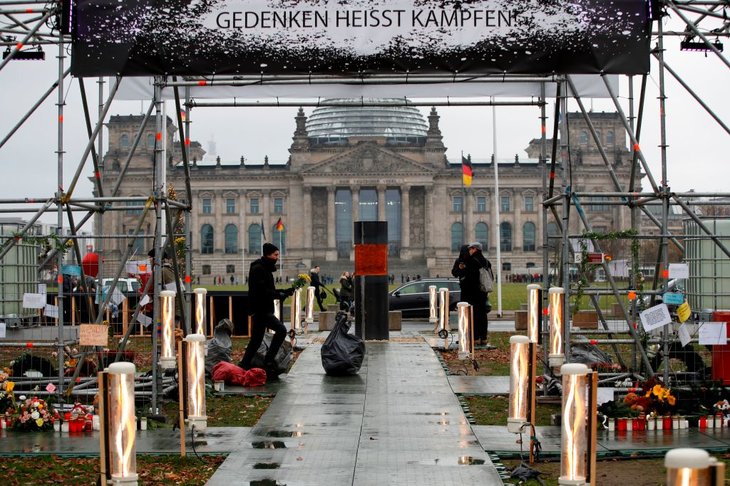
[309, 265, 326, 311]
[451, 242, 492, 347]
[239, 243, 293, 379]
[338, 271, 354, 311]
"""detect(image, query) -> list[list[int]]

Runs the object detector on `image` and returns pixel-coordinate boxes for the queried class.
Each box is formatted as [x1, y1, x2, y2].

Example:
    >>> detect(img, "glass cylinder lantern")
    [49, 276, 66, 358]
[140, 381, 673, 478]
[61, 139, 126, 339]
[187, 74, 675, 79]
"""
[193, 288, 207, 336]
[559, 363, 589, 486]
[438, 287, 450, 333]
[526, 284, 542, 343]
[665, 448, 711, 486]
[508, 335, 531, 433]
[429, 285, 438, 324]
[159, 290, 176, 370]
[549, 287, 565, 370]
[107, 362, 138, 485]
[457, 302, 472, 359]
[290, 288, 302, 332]
[305, 286, 316, 324]
[273, 299, 281, 321]
[184, 334, 207, 431]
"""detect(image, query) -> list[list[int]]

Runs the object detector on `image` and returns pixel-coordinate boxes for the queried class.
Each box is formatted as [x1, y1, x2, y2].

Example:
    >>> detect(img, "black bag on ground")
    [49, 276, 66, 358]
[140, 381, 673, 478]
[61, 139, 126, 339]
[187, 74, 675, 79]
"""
[321, 312, 365, 376]
[251, 333, 292, 374]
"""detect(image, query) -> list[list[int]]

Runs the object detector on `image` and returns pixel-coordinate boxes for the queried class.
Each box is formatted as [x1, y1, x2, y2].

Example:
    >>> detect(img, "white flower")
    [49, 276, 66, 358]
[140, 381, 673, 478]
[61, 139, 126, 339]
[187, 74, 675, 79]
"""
[31, 411, 40, 420]
[18, 395, 26, 401]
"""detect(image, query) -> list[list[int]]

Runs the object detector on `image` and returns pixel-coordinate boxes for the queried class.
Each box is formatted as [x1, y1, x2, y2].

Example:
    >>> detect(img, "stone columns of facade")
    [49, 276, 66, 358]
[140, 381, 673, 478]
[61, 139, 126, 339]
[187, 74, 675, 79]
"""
[326, 187, 336, 260]
[190, 191, 198, 259]
[377, 184, 386, 221]
[535, 193, 543, 251]
[351, 185, 360, 223]
[401, 186, 411, 260]
[513, 191, 522, 253]
[303, 186, 312, 250]
[214, 191, 223, 253]
[464, 189, 473, 244]
[424, 185, 435, 267]
[238, 190, 246, 266]
[263, 190, 271, 240]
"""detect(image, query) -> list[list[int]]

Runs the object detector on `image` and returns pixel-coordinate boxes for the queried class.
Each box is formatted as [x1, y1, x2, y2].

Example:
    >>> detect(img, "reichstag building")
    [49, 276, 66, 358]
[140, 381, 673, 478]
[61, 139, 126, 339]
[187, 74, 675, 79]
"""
[97, 101, 636, 283]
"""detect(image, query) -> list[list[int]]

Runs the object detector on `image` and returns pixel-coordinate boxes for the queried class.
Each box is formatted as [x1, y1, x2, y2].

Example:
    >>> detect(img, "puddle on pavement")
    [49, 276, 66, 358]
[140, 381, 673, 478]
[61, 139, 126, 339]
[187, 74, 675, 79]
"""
[253, 462, 281, 469]
[252, 441, 287, 449]
[457, 456, 486, 465]
[266, 430, 303, 438]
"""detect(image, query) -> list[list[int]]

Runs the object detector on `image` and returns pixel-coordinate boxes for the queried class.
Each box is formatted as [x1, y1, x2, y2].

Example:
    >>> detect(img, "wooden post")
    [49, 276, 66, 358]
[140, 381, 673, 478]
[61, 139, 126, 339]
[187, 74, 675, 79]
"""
[121, 299, 129, 336]
[71, 296, 77, 325]
[587, 371, 598, 486]
[98, 370, 110, 486]
[228, 295, 233, 321]
[177, 341, 186, 457]
[529, 342, 538, 464]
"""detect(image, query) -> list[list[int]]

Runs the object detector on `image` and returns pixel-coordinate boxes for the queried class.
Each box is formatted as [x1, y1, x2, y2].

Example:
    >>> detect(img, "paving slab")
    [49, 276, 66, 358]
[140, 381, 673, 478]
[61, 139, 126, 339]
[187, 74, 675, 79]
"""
[448, 376, 510, 395]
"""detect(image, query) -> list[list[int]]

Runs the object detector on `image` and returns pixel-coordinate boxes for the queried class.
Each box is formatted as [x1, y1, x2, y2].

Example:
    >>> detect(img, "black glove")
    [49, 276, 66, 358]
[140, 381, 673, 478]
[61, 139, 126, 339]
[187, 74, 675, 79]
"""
[280, 287, 295, 297]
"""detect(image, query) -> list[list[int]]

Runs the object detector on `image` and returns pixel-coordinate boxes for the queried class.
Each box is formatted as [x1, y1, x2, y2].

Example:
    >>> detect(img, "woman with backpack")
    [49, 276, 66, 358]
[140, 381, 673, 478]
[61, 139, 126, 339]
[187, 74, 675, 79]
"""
[451, 242, 493, 348]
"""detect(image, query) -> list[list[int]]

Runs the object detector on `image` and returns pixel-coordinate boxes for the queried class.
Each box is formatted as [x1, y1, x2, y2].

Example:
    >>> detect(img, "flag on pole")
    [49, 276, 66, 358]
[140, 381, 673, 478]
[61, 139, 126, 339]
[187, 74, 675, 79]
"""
[275, 218, 284, 231]
[260, 219, 266, 241]
[462, 155, 473, 187]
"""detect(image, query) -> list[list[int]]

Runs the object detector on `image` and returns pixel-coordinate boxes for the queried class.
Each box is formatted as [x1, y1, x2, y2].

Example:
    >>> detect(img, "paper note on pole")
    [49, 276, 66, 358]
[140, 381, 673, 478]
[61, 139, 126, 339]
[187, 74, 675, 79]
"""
[139, 294, 150, 307]
[678, 324, 692, 347]
[597, 388, 615, 406]
[44, 304, 59, 318]
[37, 283, 47, 296]
[110, 288, 126, 305]
[22, 293, 46, 309]
[79, 324, 109, 347]
[699, 322, 727, 345]
[639, 303, 672, 332]
[668, 263, 689, 280]
[136, 313, 152, 327]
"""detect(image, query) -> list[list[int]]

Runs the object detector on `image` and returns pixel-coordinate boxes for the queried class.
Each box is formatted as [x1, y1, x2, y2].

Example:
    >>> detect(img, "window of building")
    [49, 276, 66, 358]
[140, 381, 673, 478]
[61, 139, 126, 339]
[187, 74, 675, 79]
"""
[596, 130, 602, 146]
[452, 195, 463, 213]
[273, 197, 284, 214]
[202, 265, 211, 275]
[526, 262, 536, 269]
[386, 188, 401, 257]
[146, 133, 155, 149]
[248, 224, 262, 255]
[125, 199, 144, 216]
[335, 188, 353, 259]
[120, 134, 129, 149]
[249, 198, 260, 214]
[500, 195, 511, 212]
[475, 222, 488, 250]
[500, 221, 512, 252]
[226, 264, 235, 274]
[547, 221, 560, 251]
[579, 131, 589, 145]
[524, 195, 534, 212]
[607, 130, 615, 146]
[202, 198, 212, 214]
[476, 196, 487, 213]
[359, 188, 378, 221]
[226, 198, 235, 214]
[200, 224, 214, 254]
[128, 229, 144, 256]
[502, 262, 512, 272]
[523, 222, 536, 252]
[588, 195, 610, 212]
[450, 222, 464, 252]
[224, 224, 238, 254]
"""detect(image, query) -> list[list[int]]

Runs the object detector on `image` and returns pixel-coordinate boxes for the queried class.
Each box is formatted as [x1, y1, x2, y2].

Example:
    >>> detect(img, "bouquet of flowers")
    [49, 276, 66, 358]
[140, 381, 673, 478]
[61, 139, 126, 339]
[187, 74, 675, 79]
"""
[0, 372, 15, 414]
[12, 396, 55, 431]
[623, 377, 677, 417]
[292, 273, 311, 290]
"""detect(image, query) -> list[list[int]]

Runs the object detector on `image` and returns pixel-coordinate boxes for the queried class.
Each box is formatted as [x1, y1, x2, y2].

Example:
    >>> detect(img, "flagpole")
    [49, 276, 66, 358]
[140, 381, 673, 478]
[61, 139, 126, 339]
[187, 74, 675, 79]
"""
[461, 151, 466, 246]
[492, 98, 503, 318]
[279, 228, 283, 282]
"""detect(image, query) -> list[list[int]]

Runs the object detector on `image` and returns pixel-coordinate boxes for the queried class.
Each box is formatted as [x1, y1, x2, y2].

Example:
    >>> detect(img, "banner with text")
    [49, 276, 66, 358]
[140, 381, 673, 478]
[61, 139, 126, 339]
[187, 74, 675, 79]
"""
[71, 0, 651, 77]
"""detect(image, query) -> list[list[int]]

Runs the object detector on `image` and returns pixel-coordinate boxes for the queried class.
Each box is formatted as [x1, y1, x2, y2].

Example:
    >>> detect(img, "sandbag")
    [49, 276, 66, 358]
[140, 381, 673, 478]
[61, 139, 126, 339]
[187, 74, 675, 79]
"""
[250, 333, 293, 374]
[321, 312, 365, 376]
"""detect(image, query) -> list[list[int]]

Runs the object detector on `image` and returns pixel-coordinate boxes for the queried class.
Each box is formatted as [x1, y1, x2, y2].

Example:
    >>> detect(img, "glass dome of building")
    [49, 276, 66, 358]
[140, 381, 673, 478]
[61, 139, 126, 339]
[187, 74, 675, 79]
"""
[306, 99, 428, 144]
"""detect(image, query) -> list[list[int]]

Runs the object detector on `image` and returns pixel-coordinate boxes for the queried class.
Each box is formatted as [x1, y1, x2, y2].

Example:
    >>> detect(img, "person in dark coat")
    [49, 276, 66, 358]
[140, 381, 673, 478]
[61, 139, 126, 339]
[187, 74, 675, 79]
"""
[309, 265, 326, 311]
[451, 242, 492, 346]
[239, 243, 293, 379]
[338, 271, 354, 311]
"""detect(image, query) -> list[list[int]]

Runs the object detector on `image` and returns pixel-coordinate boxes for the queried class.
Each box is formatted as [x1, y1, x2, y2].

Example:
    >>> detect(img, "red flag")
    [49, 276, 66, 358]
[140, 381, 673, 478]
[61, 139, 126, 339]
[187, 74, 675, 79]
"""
[275, 218, 284, 231]
[462, 155, 473, 187]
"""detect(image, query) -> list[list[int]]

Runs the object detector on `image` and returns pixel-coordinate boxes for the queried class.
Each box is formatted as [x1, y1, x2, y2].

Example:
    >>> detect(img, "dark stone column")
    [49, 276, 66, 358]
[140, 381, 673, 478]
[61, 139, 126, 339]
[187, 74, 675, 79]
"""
[353, 221, 389, 340]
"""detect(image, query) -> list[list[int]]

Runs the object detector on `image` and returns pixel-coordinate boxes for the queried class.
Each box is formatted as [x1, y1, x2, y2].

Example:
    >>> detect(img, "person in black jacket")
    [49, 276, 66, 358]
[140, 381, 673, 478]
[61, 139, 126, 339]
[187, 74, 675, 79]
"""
[451, 242, 492, 347]
[309, 265, 326, 311]
[239, 243, 293, 378]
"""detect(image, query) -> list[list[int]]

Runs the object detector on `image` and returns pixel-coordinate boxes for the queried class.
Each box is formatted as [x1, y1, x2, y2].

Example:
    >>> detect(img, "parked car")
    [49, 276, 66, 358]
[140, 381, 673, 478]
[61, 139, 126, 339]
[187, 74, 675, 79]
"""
[96, 277, 140, 294]
[388, 278, 461, 318]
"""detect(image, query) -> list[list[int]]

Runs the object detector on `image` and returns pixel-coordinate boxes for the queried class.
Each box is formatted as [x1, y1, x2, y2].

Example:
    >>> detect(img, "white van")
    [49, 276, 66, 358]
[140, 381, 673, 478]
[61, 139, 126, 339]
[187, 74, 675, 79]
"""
[97, 278, 140, 294]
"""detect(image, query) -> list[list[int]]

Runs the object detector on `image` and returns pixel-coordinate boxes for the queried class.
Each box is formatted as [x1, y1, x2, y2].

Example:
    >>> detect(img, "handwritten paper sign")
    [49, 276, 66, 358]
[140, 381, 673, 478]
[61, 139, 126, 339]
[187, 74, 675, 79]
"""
[110, 288, 126, 305]
[640, 303, 672, 332]
[699, 322, 727, 345]
[139, 295, 150, 307]
[22, 293, 46, 309]
[44, 304, 59, 318]
[678, 324, 692, 347]
[37, 283, 47, 296]
[79, 324, 109, 347]
[668, 263, 689, 280]
[677, 301, 692, 323]
[136, 313, 152, 327]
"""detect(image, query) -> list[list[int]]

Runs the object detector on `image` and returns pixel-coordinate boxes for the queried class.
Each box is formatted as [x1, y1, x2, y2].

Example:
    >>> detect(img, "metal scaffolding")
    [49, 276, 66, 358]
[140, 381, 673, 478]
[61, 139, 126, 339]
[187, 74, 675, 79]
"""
[1, 0, 729, 409]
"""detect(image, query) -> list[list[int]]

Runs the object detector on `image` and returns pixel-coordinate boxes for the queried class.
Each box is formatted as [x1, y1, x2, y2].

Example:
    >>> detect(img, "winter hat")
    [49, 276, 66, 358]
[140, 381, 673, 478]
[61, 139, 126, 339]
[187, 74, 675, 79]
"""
[262, 242, 279, 256]
[468, 242, 483, 251]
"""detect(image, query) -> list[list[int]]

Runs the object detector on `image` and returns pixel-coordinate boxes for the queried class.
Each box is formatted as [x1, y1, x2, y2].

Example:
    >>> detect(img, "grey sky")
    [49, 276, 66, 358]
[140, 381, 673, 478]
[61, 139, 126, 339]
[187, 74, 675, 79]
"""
[1, 20, 728, 226]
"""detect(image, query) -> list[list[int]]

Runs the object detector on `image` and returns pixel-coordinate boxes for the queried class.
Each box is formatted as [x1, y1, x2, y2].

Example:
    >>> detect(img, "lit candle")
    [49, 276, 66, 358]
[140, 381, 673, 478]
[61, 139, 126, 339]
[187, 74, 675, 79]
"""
[305, 286, 315, 324]
[290, 288, 302, 332]
[159, 290, 176, 370]
[559, 363, 589, 485]
[184, 334, 207, 431]
[508, 335, 530, 433]
[107, 362, 138, 484]
[193, 288, 207, 335]
[526, 284, 541, 343]
[457, 302, 472, 359]
[428, 285, 438, 325]
[438, 287, 450, 333]
[549, 287, 565, 371]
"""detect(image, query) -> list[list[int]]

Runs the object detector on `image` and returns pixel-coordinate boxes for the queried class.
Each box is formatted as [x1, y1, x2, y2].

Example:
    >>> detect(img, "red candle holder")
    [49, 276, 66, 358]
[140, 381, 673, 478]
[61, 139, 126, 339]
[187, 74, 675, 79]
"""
[617, 417, 628, 432]
[632, 417, 645, 431]
[663, 416, 673, 430]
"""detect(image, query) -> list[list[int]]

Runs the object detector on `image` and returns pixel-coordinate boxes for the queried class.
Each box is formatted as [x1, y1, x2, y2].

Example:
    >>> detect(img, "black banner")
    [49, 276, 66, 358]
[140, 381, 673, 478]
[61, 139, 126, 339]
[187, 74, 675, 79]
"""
[71, 0, 651, 77]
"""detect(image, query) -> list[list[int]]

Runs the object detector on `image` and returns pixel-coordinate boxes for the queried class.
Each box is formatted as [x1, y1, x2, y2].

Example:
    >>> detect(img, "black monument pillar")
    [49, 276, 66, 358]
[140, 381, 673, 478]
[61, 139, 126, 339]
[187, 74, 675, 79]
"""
[353, 221, 389, 340]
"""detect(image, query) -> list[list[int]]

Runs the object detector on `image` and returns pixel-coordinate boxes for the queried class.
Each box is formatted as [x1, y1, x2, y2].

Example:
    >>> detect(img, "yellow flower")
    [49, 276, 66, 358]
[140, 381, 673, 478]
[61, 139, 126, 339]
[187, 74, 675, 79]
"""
[6, 381, 14, 392]
[667, 395, 676, 406]
[652, 384, 663, 397]
[36, 418, 44, 427]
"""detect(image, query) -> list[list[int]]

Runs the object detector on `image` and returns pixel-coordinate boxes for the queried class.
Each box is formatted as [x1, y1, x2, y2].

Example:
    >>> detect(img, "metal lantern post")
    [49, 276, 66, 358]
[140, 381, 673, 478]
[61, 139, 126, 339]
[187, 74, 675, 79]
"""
[508, 335, 531, 433]
[290, 287, 302, 333]
[526, 283, 542, 343]
[429, 285, 438, 327]
[438, 287, 450, 335]
[456, 302, 473, 359]
[665, 448, 712, 486]
[102, 362, 138, 486]
[559, 363, 598, 486]
[183, 334, 207, 431]
[549, 287, 566, 372]
[305, 286, 315, 326]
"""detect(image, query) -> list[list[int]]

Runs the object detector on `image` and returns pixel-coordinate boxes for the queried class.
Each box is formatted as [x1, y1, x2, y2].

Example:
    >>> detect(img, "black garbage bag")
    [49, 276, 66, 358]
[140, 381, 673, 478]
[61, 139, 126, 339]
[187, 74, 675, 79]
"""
[251, 333, 293, 374]
[205, 318, 234, 376]
[569, 337, 613, 367]
[321, 312, 365, 376]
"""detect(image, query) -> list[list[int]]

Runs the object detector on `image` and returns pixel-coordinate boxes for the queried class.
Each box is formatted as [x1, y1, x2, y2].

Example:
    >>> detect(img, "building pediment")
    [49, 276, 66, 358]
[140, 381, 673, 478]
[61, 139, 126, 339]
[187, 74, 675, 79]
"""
[300, 144, 437, 177]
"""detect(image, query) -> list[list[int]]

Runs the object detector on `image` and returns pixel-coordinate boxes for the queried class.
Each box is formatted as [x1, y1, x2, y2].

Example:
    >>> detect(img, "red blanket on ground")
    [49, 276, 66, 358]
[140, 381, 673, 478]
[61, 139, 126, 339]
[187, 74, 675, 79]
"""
[211, 361, 267, 387]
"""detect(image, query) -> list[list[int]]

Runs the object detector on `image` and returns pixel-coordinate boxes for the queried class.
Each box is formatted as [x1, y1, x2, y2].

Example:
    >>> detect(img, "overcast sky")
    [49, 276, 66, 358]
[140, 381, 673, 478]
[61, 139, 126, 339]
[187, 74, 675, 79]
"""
[1, 17, 728, 227]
